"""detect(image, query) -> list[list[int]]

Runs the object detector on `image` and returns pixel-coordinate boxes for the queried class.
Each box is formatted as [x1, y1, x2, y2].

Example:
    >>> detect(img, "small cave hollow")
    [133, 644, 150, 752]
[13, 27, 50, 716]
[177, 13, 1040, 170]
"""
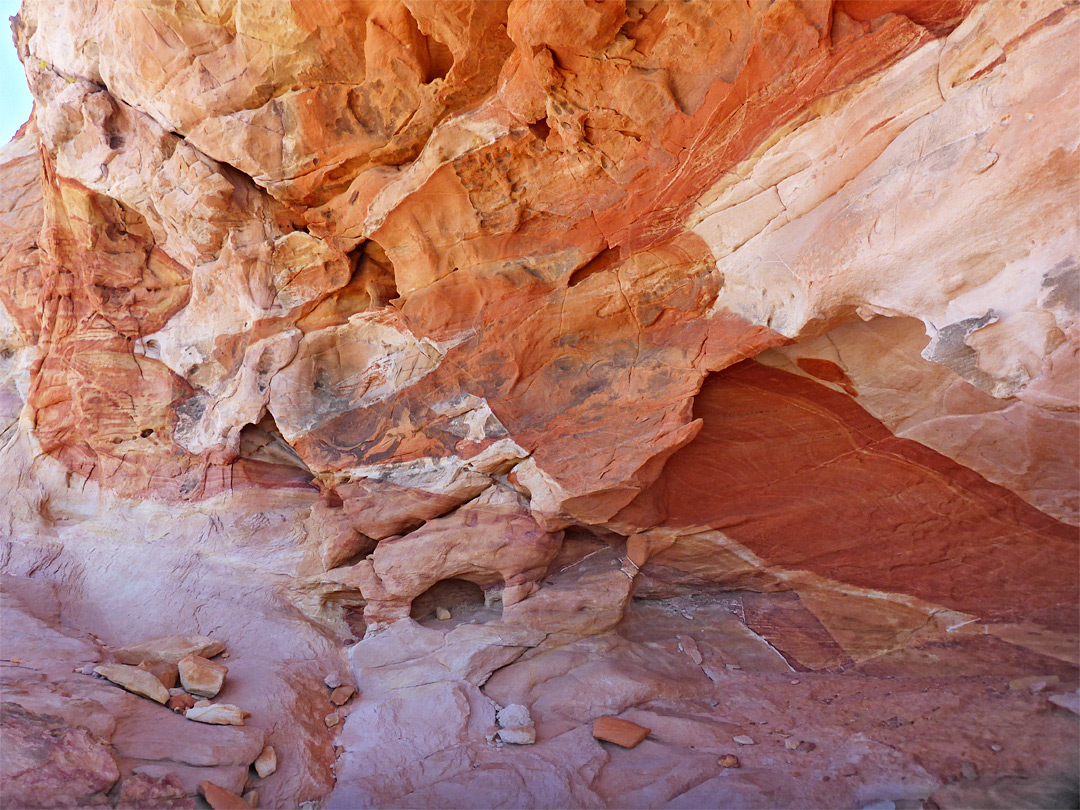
[410, 578, 487, 622]
[568, 245, 625, 288]
[237, 411, 310, 472]
[292, 238, 400, 331]
[425, 36, 454, 83]
[528, 118, 551, 143]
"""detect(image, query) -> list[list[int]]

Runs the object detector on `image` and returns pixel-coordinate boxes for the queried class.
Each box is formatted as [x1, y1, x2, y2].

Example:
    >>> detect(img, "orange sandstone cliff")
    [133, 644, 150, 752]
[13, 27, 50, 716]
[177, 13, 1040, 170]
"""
[1, 1, 1077, 808]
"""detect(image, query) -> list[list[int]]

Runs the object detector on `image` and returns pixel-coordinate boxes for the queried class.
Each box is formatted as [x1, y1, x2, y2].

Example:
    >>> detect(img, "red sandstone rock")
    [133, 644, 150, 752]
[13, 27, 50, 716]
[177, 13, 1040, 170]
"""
[167, 692, 197, 714]
[1, 1, 1078, 808]
[198, 780, 251, 810]
[330, 686, 355, 707]
[112, 636, 226, 667]
[138, 659, 179, 689]
[0, 702, 120, 807]
[592, 717, 651, 748]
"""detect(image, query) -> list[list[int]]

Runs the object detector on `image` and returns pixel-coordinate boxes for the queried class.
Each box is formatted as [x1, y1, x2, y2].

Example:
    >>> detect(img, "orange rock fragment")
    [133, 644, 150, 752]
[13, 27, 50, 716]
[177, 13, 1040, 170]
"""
[167, 693, 196, 713]
[137, 659, 178, 689]
[178, 654, 228, 698]
[198, 780, 250, 810]
[330, 685, 355, 706]
[592, 717, 650, 748]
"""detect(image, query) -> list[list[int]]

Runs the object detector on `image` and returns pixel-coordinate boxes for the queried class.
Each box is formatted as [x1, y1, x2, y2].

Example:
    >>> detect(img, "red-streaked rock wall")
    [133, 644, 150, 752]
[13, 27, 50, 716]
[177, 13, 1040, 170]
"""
[1, 1, 1076, 808]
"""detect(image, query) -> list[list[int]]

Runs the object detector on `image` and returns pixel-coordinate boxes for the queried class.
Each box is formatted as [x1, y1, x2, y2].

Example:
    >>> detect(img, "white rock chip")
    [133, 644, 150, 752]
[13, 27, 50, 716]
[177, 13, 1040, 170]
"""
[496, 704, 536, 745]
[186, 703, 246, 725]
[497, 704, 531, 728]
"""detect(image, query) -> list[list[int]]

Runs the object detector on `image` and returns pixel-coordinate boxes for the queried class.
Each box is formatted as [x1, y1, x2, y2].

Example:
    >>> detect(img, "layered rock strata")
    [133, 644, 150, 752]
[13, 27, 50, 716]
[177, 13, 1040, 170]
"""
[1, 0, 1077, 807]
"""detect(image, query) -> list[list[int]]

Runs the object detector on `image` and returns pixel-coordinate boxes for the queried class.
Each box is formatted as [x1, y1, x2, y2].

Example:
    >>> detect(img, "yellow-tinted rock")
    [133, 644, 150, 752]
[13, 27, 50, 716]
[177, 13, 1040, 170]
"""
[93, 664, 169, 705]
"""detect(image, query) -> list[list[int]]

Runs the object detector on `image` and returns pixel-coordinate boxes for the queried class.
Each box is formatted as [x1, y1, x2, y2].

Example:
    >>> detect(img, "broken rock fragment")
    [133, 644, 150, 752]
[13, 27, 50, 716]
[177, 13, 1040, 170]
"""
[718, 754, 741, 768]
[178, 654, 228, 698]
[112, 635, 225, 666]
[93, 664, 170, 704]
[497, 725, 536, 745]
[1048, 690, 1080, 715]
[496, 703, 537, 745]
[167, 693, 197, 713]
[198, 780, 251, 810]
[253, 745, 277, 778]
[137, 660, 179, 689]
[592, 717, 650, 748]
[186, 703, 246, 725]
[329, 685, 354, 706]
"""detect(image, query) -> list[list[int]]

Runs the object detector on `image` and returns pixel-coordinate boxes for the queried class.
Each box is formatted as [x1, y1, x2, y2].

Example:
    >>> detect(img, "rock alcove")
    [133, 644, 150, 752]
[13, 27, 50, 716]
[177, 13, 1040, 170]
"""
[1, 1, 1077, 808]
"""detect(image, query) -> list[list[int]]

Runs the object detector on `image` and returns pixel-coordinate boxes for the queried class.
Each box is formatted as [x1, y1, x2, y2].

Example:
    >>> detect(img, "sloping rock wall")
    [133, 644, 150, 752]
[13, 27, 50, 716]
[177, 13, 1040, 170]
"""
[1, 1, 1077, 808]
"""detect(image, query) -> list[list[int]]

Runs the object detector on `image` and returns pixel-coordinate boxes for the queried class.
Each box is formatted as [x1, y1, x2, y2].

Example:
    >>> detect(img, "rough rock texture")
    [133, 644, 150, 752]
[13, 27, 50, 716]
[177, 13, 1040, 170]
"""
[1, 0, 1077, 808]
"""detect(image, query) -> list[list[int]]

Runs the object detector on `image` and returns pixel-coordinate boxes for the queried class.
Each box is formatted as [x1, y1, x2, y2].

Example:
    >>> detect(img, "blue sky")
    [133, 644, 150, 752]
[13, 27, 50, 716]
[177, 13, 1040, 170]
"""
[1, 0, 33, 145]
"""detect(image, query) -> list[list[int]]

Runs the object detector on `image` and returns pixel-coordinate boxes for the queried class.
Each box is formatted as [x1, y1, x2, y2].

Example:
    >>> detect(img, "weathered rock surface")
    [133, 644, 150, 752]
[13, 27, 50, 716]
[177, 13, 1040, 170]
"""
[1, 701, 120, 808]
[1, 0, 1077, 807]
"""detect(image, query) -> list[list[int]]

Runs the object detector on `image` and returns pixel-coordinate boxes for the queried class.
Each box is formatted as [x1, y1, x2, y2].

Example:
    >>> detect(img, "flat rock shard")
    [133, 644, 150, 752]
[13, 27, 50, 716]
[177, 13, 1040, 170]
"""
[1, 0, 1077, 808]
[186, 703, 246, 726]
[592, 717, 651, 749]
[92, 664, 170, 705]
[112, 636, 226, 666]
[198, 781, 251, 810]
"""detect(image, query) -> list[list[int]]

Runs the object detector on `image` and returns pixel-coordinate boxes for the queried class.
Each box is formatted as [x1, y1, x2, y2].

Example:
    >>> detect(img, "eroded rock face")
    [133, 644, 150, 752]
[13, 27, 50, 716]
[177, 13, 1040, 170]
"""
[1, 0, 1077, 807]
